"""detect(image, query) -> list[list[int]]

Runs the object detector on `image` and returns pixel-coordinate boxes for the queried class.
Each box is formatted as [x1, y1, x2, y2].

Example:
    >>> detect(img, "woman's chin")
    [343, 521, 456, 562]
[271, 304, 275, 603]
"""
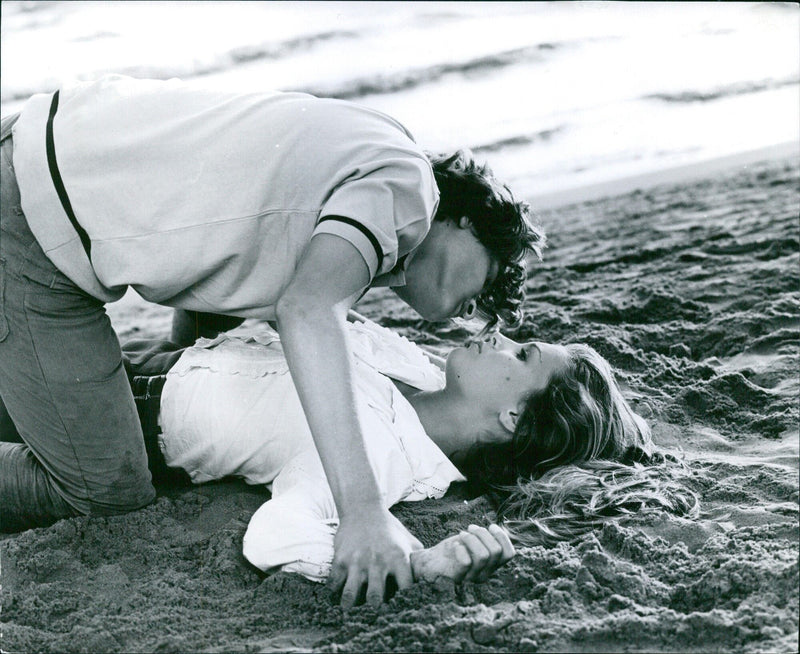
[444, 347, 466, 368]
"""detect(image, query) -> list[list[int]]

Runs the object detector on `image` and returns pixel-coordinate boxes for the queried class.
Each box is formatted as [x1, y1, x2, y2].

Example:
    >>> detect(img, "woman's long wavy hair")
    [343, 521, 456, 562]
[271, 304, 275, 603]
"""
[458, 343, 699, 544]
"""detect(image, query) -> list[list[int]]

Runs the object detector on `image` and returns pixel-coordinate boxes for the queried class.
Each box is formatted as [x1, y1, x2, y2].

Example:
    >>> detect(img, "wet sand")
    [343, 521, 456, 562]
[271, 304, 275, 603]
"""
[2, 153, 797, 653]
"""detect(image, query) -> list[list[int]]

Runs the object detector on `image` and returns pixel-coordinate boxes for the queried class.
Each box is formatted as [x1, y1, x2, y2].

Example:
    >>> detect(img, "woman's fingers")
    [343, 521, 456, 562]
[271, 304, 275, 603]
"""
[456, 530, 491, 582]
[463, 525, 503, 581]
[456, 524, 515, 583]
[489, 523, 515, 563]
[468, 524, 504, 564]
[450, 540, 473, 583]
[474, 525, 514, 582]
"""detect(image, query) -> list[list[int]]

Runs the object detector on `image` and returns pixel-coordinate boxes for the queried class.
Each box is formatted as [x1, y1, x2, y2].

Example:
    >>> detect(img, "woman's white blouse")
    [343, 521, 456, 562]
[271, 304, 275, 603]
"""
[158, 319, 464, 581]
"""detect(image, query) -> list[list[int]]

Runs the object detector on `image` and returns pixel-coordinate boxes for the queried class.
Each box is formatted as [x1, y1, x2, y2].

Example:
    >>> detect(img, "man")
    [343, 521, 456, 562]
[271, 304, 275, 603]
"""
[0, 75, 542, 607]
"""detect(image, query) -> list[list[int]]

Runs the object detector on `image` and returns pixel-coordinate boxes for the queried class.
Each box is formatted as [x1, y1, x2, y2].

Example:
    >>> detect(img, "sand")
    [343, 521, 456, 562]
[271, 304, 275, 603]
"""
[1, 154, 798, 653]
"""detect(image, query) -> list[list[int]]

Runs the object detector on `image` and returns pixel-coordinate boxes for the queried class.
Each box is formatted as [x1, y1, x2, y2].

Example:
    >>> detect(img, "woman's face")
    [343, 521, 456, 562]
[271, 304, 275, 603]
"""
[446, 333, 571, 423]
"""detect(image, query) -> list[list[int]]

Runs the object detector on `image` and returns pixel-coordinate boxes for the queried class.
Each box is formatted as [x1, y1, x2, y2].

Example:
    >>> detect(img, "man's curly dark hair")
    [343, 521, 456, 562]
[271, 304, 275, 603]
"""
[428, 150, 545, 328]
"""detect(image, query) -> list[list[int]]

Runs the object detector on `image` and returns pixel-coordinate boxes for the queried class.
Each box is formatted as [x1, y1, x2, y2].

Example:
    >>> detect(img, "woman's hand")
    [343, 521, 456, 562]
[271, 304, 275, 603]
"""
[410, 523, 515, 584]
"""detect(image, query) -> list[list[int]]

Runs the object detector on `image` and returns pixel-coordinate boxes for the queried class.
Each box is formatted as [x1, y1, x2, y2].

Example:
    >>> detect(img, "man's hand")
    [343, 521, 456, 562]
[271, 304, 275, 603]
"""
[410, 523, 515, 584]
[329, 509, 423, 608]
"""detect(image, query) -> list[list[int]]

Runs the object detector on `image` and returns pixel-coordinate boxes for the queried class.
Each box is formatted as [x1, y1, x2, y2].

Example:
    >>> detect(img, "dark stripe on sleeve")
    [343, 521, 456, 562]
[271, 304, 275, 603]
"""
[46, 90, 91, 257]
[317, 215, 383, 274]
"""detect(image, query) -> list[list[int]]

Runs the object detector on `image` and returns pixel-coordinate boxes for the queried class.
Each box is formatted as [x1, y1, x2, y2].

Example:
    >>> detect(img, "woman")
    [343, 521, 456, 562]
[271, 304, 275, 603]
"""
[125, 316, 529, 587]
[119, 315, 696, 583]
[2, 316, 694, 591]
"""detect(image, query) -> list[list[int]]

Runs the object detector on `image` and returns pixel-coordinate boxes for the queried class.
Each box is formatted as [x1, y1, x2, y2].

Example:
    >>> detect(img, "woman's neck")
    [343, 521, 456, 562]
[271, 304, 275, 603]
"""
[404, 388, 479, 460]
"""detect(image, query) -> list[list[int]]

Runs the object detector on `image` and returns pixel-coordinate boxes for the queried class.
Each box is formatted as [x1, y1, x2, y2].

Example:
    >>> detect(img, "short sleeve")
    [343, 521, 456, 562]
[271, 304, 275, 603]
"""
[315, 156, 438, 280]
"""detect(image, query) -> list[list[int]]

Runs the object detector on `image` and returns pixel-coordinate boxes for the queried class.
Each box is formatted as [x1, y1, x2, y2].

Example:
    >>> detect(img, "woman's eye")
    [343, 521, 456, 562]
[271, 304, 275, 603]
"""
[517, 347, 528, 361]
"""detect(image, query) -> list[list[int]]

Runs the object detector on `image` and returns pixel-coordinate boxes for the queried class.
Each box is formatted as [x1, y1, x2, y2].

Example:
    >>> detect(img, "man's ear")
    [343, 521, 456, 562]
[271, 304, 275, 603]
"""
[498, 408, 519, 434]
[456, 215, 472, 229]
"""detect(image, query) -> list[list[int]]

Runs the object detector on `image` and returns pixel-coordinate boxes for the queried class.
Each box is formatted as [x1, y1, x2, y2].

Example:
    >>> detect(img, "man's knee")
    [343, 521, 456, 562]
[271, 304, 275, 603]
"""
[0, 442, 153, 532]
[46, 442, 157, 519]
[90, 488, 156, 516]
[36, 469, 155, 528]
[80, 467, 156, 517]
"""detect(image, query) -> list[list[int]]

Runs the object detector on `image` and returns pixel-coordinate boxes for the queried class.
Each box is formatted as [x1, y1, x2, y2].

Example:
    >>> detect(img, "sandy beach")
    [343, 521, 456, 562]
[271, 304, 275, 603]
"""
[1, 2, 798, 652]
[2, 148, 797, 653]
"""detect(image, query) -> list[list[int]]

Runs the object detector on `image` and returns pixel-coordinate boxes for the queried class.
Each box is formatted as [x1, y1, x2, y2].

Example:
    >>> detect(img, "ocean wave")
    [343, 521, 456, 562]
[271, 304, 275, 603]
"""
[115, 29, 360, 83]
[296, 42, 562, 100]
[0, 29, 361, 105]
[2, 0, 70, 32]
[225, 30, 359, 66]
[2, 36, 561, 108]
[645, 76, 799, 104]
[70, 30, 119, 43]
[473, 127, 566, 154]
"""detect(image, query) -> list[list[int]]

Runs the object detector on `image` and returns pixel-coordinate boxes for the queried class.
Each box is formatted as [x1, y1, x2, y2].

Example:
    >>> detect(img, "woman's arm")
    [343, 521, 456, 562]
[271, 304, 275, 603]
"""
[243, 450, 514, 586]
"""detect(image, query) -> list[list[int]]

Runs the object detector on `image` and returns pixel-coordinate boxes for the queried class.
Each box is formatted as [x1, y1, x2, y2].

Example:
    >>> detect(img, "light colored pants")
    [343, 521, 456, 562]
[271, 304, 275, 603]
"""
[0, 115, 154, 532]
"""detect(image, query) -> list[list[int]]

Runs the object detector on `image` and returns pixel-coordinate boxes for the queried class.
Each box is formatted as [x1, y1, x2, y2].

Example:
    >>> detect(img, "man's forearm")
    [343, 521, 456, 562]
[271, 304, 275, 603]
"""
[276, 299, 383, 517]
[274, 233, 419, 605]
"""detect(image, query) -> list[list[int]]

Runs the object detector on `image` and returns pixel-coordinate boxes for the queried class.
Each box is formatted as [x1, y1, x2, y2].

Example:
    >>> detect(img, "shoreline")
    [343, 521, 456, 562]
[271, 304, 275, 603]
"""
[528, 140, 799, 209]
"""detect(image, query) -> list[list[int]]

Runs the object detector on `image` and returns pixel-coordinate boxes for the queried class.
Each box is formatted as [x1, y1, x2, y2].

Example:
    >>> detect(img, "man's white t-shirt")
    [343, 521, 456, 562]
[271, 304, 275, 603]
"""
[11, 75, 439, 316]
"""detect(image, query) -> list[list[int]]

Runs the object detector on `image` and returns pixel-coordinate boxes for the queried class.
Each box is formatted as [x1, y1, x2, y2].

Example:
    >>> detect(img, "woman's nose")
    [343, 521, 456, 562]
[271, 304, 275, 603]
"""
[493, 333, 516, 350]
